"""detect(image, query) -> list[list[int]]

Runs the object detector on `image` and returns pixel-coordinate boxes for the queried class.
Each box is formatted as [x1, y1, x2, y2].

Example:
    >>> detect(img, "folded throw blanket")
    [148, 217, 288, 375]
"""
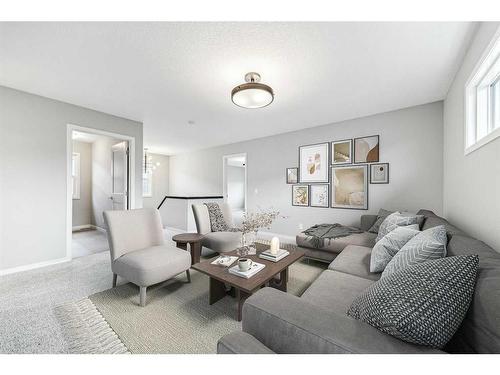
[204, 203, 240, 232]
[302, 223, 363, 249]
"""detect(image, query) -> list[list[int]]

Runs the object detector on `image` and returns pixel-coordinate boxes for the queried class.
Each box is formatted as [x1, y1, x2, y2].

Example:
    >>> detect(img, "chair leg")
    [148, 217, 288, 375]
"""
[186, 269, 191, 283]
[139, 286, 147, 307]
[112, 273, 117, 288]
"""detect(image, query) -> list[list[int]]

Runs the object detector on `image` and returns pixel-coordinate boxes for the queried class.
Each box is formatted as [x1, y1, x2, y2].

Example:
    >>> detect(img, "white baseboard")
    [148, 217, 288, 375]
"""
[0, 256, 71, 276]
[92, 225, 107, 233]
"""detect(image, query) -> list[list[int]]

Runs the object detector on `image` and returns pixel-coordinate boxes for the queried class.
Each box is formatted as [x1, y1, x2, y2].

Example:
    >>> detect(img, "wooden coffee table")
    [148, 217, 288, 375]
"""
[192, 243, 305, 321]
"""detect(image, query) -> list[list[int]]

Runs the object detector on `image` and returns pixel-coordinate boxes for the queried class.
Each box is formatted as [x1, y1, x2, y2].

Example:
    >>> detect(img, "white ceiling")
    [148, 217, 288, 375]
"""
[0, 22, 476, 155]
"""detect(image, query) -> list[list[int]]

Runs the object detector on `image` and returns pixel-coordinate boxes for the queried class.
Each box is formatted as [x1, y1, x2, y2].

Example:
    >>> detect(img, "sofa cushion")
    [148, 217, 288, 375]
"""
[444, 234, 500, 353]
[202, 231, 242, 253]
[417, 209, 465, 239]
[368, 208, 394, 233]
[382, 225, 447, 278]
[376, 212, 424, 242]
[112, 245, 191, 286]
[301, 270, 374, 315]
[348, 255, 479, 349]
[370, 224, 420, 272]
[328, 245, 380, 281]
[296, 231, 376, 254]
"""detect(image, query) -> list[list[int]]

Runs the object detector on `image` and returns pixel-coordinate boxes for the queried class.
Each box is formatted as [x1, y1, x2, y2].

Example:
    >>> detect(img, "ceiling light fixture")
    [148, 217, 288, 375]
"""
[231, 72, 274, 109]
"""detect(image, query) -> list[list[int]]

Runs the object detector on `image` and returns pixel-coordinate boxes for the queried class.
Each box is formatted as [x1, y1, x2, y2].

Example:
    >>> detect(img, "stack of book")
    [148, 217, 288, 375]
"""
[258, 249, 290, 262]
[228, 262, 265, 279]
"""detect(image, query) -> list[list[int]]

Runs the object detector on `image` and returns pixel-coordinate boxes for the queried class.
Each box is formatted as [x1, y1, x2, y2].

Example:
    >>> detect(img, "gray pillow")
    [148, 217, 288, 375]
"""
[382, 225, 447, 278]
[368, 209, 394, 233]
[376, 212, 424, 242]
[348, 255, 479, 349]
[370, 224, 420, 273]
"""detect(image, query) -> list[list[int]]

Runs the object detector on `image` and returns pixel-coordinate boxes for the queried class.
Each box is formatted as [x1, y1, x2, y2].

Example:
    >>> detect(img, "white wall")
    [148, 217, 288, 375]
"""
[226, 165, 246, 210]
[143, 153, 170, 210]
[91, 135, 122, 229]
[0, 86, 143, 272]
[72, 140, 92, 227]
[443, 22, 500, 252]
[169, 102, 444, 236]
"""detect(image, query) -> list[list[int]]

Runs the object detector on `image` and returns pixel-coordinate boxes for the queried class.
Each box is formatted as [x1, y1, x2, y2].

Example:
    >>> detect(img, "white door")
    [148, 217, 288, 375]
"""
[111, 141, 129, 210]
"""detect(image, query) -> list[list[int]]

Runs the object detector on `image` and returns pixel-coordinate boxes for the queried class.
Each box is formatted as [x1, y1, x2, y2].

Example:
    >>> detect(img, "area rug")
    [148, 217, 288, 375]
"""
[56, 257, 326, 354]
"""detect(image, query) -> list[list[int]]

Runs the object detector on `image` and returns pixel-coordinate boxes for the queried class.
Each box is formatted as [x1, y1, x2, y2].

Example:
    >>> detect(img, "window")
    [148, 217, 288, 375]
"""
[465, 28, 500, 154]
[72, 153, 81, 199]
[143, 171, 152, 197]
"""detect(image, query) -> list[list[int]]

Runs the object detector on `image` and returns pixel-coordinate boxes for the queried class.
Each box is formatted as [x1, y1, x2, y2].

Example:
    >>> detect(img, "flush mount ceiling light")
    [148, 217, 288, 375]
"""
[231, 72, 274, 109]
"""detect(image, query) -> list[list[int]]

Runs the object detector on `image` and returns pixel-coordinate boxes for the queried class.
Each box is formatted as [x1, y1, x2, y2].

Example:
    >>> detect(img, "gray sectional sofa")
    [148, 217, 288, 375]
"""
[217, 209, 500, 354]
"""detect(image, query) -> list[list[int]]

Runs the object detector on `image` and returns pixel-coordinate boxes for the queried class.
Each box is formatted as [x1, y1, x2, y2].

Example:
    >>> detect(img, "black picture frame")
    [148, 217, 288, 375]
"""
[353, 135, 380, 164]
[298, 142, 330, 183]
[291, 184, 310, 207]
[330, 164, 369, 210]
[331, 139, 353, 165]
[309, 184, 330, 208]
[286, 167, 299, 184]
[370, 163, 389, 184]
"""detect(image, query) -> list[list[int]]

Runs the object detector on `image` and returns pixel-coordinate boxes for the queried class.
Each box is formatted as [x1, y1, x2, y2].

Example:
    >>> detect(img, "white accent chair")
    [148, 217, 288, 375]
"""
[103, 208, 191, 307]
[192, 203, 242, 253]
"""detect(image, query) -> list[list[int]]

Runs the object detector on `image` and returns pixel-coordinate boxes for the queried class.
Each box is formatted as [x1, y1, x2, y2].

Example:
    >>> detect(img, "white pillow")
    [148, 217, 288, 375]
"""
[375, 212, 424, 242]
[370, 225, 420, 273]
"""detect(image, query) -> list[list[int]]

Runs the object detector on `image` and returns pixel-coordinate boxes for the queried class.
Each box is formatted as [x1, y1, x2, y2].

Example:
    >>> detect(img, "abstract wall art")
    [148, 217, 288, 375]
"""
[310, 184, 329, 208]
[370, 163, 389, 184]
[299, 142, 329, 183]
[354, 135, 379, 163]
[292, 185, 310, 206]
[331, 164, 368, 209]
[331, 139, 353, 165]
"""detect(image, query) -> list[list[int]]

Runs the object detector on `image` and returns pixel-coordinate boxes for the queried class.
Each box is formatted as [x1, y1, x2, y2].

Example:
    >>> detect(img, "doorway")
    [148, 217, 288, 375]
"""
[223, 153, 247, 226]
[66, 124, 135, 259]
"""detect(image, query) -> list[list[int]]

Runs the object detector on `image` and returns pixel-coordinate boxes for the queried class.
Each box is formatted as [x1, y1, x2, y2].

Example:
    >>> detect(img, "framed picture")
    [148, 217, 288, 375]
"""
[310, 184, 329, 208]
[331, 165, 368, 210]
[331, 139, 353, 165]
[370, 163, 389, 184]
[286, 167, 298, 184]
[299, 142, 329, 183]
[292, 185, 309, 206]
[354, 135, 379, 163]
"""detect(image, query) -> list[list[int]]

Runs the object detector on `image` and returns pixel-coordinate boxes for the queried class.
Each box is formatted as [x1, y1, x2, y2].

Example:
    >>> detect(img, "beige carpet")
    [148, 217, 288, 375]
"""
[58, 258, 326, 354]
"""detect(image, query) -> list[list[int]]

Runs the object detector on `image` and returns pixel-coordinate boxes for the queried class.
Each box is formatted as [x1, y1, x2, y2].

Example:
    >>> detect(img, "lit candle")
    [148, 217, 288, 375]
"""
[270, 237, 280, 255]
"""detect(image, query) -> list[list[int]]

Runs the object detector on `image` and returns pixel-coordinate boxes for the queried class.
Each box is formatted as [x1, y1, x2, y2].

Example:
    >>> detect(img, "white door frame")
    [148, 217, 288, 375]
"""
[222, 153, 247, 212]
[66, 123, 136, 260]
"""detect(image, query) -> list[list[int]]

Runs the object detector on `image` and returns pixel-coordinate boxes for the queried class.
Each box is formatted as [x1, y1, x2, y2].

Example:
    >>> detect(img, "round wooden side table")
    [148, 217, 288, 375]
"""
[172, 233, 204, 265]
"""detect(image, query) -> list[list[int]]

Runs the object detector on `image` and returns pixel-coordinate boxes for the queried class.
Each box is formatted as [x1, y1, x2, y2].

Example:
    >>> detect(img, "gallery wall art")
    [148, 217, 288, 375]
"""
[286, 167, 298, 184]
[310, 184, 329, 208]
[354, 135, 379, 163]
[331, 139, 352, 165]
[331, 165, 368, 209]
[290, 134, 387, 209]
[292, 185, 309, 206]
[299, 142, 329, 183]
[370, 163, 389, 184]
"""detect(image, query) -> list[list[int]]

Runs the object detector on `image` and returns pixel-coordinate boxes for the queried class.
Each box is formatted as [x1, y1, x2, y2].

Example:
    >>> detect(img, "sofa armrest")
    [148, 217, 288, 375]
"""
[242, 288, 442, 354]
[360, 214, 378, 232]
[217, 331, 275, 354]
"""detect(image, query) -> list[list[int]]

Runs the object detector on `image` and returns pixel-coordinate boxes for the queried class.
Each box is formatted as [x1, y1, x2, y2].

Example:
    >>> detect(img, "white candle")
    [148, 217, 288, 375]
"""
[270, 237, 280, 255]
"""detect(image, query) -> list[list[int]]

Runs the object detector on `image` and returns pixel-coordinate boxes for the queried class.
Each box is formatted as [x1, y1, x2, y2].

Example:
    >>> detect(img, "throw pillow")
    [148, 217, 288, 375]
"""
[370, 224, 420, 273]
[368, 208, 394, 233]
[382, 225, 447, 278]
[347, 255, 479, 349]
[204, 202, 230, 232]
[376, 212, 424, 242]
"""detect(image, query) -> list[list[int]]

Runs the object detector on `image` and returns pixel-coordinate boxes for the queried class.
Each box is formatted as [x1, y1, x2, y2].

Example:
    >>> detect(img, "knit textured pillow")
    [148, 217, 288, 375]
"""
[348, 255, 479, 349]
[370, 224, 420, 273]
[376, 212, 424, 242]
[382, 225, 447, 278]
